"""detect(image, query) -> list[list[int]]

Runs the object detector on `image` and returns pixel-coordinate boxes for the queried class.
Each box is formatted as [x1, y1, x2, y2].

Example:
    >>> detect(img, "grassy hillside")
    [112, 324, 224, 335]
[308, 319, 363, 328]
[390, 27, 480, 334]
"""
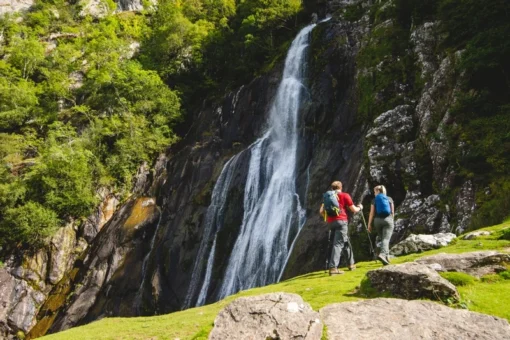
[40, 220, 510, 340]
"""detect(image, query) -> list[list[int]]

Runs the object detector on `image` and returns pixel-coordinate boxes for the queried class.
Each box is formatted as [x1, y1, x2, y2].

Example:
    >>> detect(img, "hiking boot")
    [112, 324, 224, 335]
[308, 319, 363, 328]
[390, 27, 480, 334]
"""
[348, 264, 356, 271]
[377, 254, 390, 266]
[329, 268, 345, 276]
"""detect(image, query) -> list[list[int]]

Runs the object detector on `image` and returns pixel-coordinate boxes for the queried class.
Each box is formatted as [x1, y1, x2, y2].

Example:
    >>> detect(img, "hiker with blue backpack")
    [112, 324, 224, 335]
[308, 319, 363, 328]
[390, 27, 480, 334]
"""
[320, 181, 363, 276]
[368, 185, 394, 265]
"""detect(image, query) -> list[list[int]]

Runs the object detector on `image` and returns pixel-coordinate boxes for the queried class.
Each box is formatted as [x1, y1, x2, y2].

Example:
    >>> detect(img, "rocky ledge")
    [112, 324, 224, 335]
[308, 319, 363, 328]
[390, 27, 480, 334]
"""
[209, 293, 510, 340]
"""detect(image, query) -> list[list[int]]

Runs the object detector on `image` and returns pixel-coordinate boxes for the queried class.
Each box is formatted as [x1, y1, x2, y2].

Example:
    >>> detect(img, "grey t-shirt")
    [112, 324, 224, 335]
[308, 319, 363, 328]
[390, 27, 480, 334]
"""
[371, 196, 394, 217]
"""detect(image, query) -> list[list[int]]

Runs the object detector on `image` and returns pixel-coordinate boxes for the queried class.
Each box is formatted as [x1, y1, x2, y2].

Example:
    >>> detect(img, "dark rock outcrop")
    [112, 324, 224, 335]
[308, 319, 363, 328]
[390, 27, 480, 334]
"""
[27, 197, 159, 338]
[320, 298, 510, 340]
[363, 262, 460, 302]
[209, 293, 322, 340]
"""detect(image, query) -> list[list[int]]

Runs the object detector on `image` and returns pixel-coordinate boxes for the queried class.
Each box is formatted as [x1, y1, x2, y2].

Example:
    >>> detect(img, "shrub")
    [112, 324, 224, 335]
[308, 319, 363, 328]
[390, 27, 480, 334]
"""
[498, 271, 510, 280]
[499, 228, 510, 241]
[0, 201, 59, 248]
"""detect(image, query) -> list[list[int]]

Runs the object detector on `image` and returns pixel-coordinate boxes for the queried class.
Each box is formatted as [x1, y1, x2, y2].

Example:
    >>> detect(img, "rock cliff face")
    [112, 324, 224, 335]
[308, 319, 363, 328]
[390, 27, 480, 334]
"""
[0, 0, 33, 16]
[1, 1, 482, 338]
[0, 190, 118, 339]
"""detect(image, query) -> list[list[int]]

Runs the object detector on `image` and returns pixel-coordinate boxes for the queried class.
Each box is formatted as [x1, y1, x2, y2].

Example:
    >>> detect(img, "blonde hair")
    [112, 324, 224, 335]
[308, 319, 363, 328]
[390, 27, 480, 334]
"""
[374, 185, 387, 195]
[331, 181, 342, 190]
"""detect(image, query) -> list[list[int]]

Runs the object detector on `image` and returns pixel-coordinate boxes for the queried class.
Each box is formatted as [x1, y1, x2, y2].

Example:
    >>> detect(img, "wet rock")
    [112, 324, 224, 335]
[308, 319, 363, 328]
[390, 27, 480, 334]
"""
[0, 0, 33, 15]
[209, 293, 322, 340]
[363, 262, 459, 302]
[390, 233, 456, 256]
[320, 298, 510, 340]
[415, 251, 510, 278]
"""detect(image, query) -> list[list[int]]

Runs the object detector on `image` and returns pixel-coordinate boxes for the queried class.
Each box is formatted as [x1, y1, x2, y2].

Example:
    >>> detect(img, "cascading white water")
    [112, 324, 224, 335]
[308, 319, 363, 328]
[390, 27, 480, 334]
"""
[183, 153, 243, 308]
[217, 23, 316, 299]
[184, 21, 320, 307]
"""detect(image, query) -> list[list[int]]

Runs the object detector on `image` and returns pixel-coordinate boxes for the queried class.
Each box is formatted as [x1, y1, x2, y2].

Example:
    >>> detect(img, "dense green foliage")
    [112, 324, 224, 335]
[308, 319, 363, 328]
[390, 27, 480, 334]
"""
[0, 0, 306, 251]
[0, 2, 182, 250]
[140, 0, 303, 106]
[352, 0, 510, 229]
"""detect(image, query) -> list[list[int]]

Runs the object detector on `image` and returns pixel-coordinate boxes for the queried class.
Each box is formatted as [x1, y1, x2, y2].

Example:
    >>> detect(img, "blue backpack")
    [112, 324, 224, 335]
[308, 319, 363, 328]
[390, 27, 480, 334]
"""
[375, 193, 391, 217]
[323, 190, 341, 217]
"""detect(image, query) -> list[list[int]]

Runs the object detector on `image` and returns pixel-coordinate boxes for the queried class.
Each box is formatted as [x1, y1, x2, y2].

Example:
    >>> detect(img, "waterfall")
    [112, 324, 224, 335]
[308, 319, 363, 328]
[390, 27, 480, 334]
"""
[217, 23, 316, 299]
[185, 21, 319, 307]
[183, 153, 243, 308]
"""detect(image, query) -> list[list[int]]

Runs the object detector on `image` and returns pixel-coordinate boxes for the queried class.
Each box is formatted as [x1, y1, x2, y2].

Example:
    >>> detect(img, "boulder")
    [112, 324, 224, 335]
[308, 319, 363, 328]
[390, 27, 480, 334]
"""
[363, 262, 459, 302]
[463, 230, 492, 240]
[390, 232, 456, 256]
[209, 293, 322, 340]
[320, 298, 510, 340]
[416, 251, 510, 278]
[0, 0, 33, 15]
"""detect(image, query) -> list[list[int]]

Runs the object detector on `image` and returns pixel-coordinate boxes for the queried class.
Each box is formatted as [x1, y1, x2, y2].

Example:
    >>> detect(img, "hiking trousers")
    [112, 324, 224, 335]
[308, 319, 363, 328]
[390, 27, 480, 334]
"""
[329, 220, 355, 268]
[374, 216, 394, 257]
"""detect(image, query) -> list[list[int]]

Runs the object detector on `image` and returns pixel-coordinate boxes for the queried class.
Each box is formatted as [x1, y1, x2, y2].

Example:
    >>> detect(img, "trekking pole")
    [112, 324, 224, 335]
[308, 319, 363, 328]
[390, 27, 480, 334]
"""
[325, 229, 332, 273]
[359, 213, 376, 259]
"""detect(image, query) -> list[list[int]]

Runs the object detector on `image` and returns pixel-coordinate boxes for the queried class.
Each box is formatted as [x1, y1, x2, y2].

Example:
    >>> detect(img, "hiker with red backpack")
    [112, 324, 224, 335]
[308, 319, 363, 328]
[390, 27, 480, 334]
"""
[320, 181, 363, 276]
[368, 185, 395, 265]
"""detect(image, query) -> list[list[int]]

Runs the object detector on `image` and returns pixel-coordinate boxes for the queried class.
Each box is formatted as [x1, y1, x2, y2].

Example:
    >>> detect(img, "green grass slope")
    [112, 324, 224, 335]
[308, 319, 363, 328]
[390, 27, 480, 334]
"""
[40, 220, 510, 340]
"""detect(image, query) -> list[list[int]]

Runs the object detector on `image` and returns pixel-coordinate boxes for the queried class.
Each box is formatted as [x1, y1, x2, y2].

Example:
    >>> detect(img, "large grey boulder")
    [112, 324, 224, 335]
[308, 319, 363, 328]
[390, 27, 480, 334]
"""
[390, 232, 456, 256]
[363, 262, 459, 302]
[416, 251, 510, 278]
[209, 293, 322, 340]
[320, 298, 510, 340]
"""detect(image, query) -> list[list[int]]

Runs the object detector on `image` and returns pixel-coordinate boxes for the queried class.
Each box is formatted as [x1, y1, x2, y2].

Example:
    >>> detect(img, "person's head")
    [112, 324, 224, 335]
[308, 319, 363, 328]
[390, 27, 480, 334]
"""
[331, 181, 342, 191]
[374, 185, 386, 195]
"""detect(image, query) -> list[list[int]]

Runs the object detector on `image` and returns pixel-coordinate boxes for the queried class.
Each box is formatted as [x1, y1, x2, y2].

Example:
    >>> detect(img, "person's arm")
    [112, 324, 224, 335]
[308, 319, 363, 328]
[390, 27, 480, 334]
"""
[348, 203, 363, 213]
[391, 201, 395, 217]
[368, 204, 375, 232]
[319, 204, 324, 216]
